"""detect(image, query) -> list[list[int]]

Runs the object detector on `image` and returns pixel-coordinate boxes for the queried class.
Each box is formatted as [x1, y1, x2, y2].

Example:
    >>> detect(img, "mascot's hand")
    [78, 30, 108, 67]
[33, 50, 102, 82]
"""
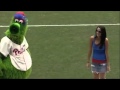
[0, 53, 5, 77]
[0, 69, 3, 77]
[0, 60, 3, 77]
[27, 48, 31, 56]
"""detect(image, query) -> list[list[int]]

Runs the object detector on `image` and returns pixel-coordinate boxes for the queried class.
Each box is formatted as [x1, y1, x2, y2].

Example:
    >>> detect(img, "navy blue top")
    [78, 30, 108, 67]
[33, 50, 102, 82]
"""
[92, 38, 106, 60]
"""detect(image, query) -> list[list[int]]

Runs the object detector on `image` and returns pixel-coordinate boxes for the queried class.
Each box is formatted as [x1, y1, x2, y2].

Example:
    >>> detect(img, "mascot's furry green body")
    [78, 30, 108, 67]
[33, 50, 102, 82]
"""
[0, 11, 32, 79]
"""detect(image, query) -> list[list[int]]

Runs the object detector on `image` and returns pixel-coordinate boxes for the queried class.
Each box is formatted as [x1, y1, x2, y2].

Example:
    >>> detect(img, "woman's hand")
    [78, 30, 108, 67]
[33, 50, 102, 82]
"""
[86, 62, 91, 69]
[107, 65, 111, 72]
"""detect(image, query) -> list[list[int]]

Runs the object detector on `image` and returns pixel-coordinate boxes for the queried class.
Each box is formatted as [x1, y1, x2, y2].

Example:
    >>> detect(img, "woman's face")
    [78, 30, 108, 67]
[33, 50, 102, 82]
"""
[96, 27, 101, 37]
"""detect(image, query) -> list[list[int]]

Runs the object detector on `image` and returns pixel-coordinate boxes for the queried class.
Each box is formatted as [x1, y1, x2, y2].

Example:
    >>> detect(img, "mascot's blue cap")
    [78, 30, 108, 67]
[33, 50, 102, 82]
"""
[14, 11, 28, 24]
[14, 12, 25, 20]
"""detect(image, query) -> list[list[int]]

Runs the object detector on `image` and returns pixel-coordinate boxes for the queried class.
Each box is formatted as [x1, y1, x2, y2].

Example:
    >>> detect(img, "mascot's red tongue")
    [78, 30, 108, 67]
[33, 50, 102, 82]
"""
[16, 11, 25, 16]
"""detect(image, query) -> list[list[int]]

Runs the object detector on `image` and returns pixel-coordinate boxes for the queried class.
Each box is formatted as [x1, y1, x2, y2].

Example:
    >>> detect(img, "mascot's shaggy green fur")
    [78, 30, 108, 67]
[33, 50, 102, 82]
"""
[0, 11, 32, 79]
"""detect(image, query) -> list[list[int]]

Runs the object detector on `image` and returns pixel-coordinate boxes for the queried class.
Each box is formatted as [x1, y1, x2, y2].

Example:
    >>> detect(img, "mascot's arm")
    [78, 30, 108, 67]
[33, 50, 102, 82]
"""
[26, 48, 31, 56]
[0, 53, 6, 60]
[0, 53, 5, 77]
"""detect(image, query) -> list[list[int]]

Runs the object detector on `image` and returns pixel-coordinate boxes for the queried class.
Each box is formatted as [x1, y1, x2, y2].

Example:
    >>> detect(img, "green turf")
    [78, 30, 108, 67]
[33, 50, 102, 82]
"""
[0, 11, 119, 79]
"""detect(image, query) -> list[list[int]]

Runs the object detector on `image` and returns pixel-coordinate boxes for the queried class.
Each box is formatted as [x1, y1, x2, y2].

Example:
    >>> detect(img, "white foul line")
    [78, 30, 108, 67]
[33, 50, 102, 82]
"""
[0, 23, 120, 27]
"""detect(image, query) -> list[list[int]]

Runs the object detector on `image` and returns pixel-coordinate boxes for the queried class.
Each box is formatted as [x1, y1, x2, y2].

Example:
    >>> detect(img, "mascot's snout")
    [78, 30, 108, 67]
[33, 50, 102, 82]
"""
[9, 23, 20, 34]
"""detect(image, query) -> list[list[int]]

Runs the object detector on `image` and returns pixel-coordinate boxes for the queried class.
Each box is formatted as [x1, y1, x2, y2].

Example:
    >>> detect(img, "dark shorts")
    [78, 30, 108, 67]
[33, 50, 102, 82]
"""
[91, 62, 107, 73]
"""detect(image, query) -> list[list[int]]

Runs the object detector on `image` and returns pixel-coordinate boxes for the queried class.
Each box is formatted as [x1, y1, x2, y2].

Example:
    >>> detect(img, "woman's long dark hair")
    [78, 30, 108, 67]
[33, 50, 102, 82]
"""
[95, 26, 107, 49]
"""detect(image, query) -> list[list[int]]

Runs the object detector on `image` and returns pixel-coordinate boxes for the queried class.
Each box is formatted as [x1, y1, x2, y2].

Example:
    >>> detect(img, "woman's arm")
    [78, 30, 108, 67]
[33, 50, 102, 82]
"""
[87, 36, 93, 63]
[105, 38, 110, 66]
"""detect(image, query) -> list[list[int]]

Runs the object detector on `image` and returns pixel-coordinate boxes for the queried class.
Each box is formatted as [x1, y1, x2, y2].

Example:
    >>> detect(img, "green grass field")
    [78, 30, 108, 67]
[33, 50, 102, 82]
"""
[0, 11, 119, 79]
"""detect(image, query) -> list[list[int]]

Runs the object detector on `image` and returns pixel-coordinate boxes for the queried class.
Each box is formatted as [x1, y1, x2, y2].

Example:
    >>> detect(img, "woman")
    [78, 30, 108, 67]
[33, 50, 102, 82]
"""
[86, 26, 110, 79]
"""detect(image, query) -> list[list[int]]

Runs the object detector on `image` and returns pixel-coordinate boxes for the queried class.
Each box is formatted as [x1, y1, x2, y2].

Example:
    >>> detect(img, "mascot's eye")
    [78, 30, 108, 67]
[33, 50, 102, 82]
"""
[15, 19, 19, 22]
[19, 20, 23, 24]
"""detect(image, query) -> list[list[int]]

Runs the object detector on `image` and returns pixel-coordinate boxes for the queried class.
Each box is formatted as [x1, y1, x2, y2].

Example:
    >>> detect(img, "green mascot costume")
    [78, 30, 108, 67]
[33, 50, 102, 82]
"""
[0, 11, 32, 79]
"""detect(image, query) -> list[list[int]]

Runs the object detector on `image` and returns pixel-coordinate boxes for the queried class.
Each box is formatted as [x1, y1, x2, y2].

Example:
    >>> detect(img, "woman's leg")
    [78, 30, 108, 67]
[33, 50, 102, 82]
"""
[99, 73, 106, 79]
[91, 63, 100, 79]
[93, 72, 99, 79]
[99, 63, 107, 79]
